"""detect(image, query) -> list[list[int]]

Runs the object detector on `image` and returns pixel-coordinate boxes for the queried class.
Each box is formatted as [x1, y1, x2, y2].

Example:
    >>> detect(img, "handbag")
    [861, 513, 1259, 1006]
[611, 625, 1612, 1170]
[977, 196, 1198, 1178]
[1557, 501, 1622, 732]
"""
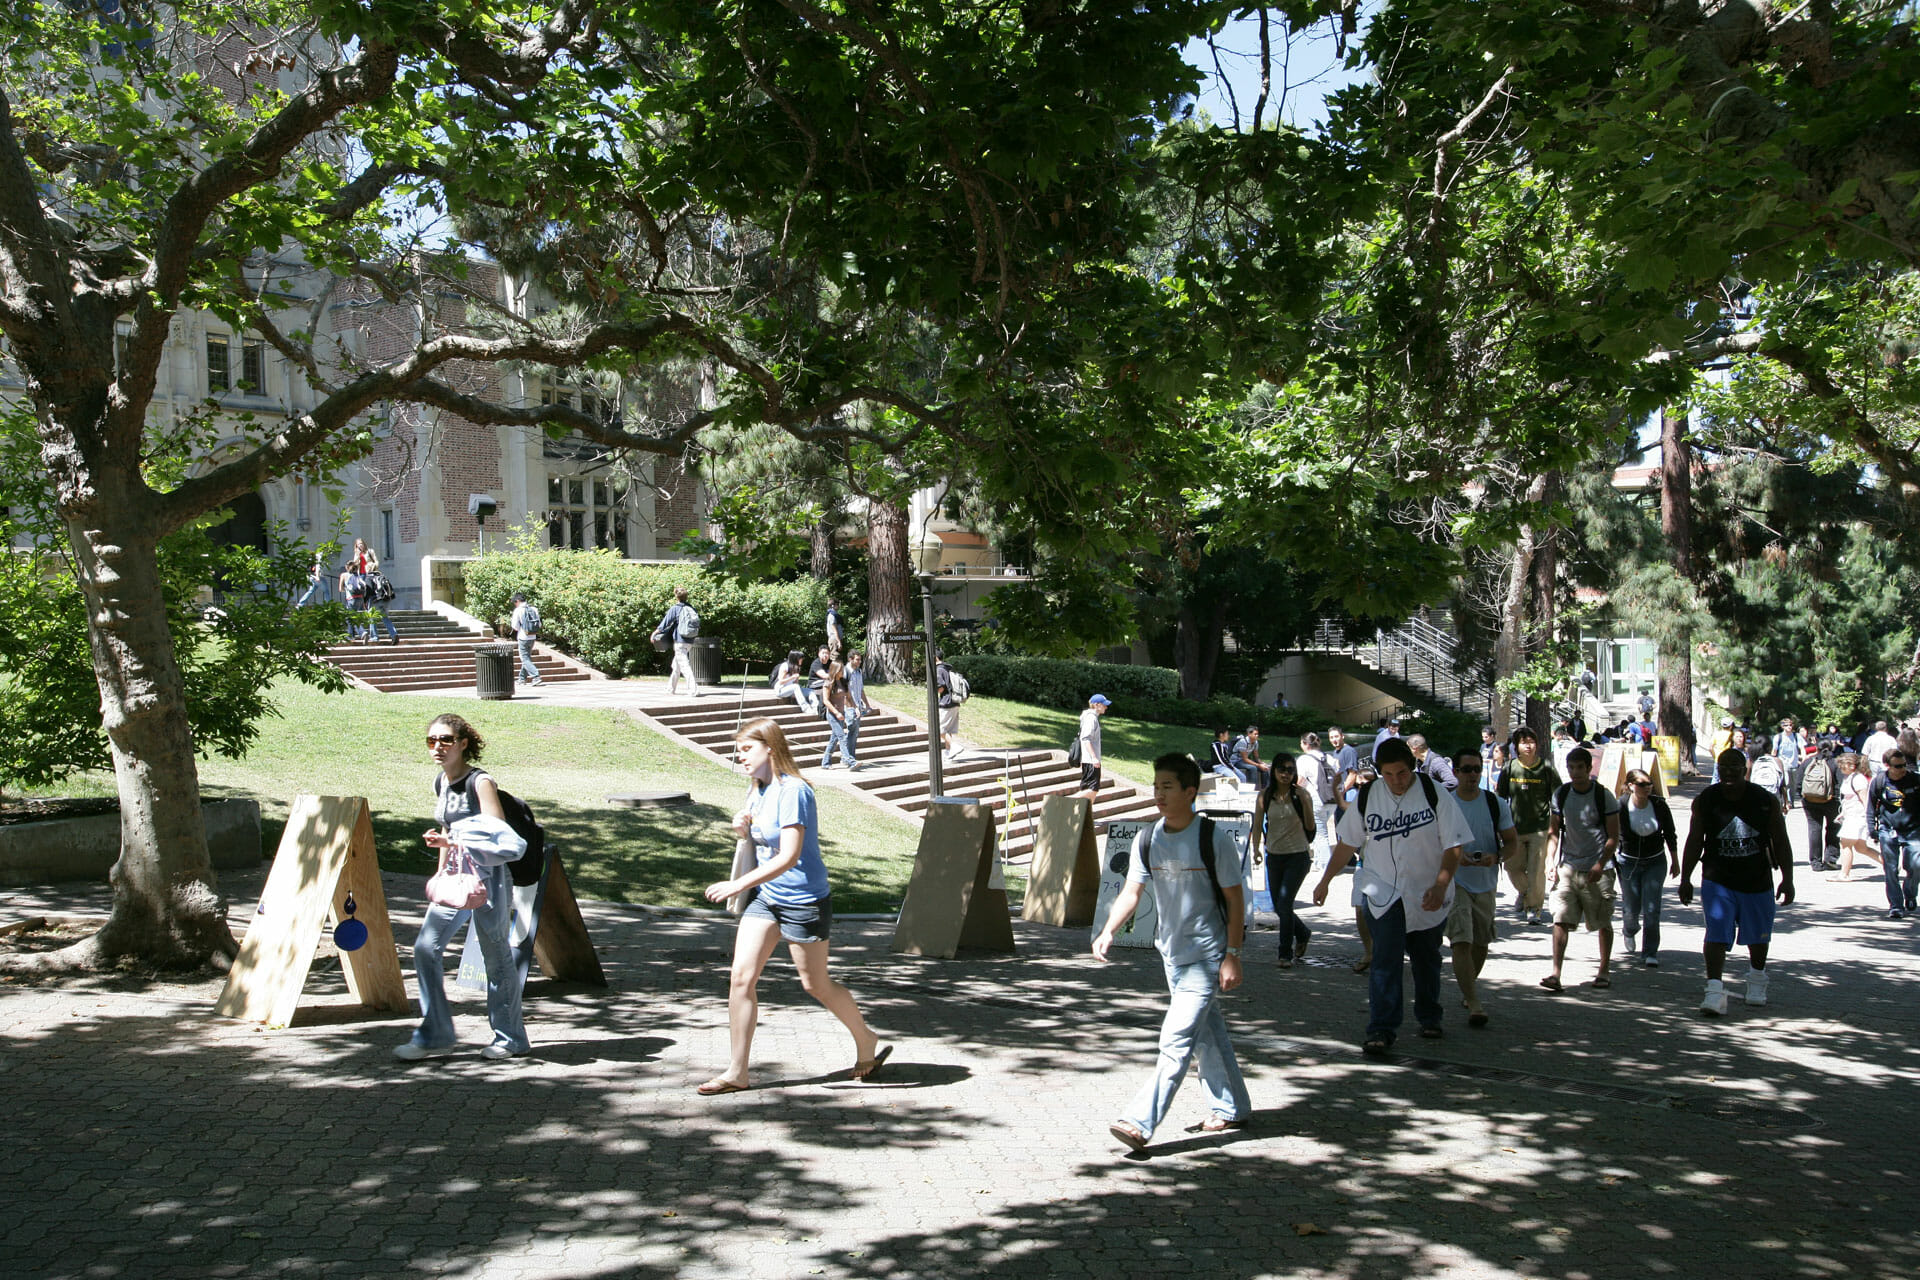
[426, 846, 489, 909]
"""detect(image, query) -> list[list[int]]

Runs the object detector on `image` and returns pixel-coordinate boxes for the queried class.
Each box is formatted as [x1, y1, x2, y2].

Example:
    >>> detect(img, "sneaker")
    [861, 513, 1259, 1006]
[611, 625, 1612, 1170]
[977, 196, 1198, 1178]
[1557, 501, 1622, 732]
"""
[1699, 979, 1727, 1017]
[480, 1042, 525, 1061]
[1622, 933, 1638, 955]
[394, 1040, 458, 1061]
[1890, 909, 1906, 920]
[1746, 969, 1769, 1007]
[1642, 955, 1659, 968]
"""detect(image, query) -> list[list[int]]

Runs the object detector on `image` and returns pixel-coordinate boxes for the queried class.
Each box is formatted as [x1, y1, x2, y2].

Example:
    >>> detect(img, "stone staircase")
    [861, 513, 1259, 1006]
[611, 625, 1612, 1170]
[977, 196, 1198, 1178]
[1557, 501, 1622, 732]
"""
[322, 610, 594, 692]
[639, 696, 1160, 863]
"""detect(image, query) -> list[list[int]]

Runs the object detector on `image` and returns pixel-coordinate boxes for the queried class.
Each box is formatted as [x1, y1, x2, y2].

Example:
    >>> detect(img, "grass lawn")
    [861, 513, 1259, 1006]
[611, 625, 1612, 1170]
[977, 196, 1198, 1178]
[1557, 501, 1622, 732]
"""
[864, 683, 1222, 786]
[11, 683, 921, 912]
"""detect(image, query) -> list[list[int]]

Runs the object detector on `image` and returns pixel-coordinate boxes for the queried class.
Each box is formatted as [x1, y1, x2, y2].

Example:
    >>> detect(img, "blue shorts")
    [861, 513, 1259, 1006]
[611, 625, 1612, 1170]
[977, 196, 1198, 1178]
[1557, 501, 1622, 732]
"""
[1700, 879, 1773, 947]
[743, 891, 833, 944]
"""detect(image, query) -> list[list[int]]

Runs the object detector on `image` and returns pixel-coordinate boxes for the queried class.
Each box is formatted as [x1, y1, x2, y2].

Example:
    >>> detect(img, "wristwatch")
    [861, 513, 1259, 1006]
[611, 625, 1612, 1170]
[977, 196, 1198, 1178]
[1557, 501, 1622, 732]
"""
[1225, 946, 1243, 958]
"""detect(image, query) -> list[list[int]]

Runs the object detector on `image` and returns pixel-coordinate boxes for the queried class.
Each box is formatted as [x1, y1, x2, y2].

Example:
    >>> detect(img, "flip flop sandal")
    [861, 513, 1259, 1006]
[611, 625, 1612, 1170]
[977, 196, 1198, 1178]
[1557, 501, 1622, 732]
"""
[1109, 1121, 1148, 1151]
[1591, 975, 1612, 988]
[851, 1044, 894, 1081]
[696, 1078, 748, 1095]
[1539, 975, 1564, 993]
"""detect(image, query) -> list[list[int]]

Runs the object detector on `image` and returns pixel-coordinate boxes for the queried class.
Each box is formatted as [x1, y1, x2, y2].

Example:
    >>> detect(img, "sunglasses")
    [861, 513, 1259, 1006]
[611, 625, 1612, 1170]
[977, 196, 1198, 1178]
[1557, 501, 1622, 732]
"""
[426, 733, 460, 746]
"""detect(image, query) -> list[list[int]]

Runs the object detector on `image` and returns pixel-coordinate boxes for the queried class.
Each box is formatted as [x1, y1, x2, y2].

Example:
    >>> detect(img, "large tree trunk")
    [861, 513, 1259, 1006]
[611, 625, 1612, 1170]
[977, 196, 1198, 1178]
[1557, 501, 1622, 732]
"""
[1492, 522, 1535, 742]
[865, 499, 913, 683]
[810, 509, 836, 580]
[1173, 599, 1226, 700]
[1659, 405, 1700, 773]
[1524, 472, 1560, 742]
[41, 508, 237, 970]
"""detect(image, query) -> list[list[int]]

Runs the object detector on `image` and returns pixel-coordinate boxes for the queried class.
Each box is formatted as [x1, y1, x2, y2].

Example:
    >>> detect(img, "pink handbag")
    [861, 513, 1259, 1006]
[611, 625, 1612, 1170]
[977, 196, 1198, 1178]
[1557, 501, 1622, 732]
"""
[426, 847, 489, 910]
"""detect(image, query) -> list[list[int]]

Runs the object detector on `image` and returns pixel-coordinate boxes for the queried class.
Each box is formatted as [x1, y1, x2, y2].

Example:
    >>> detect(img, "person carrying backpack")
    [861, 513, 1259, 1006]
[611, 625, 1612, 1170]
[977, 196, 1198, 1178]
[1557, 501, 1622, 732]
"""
[509, 592, 544, 686]
[1799, 745, 1842, 872]
[651, 585, 702, 698]
[1094, 753, 1250, 1151]
[1311, 738, 1472, 1056]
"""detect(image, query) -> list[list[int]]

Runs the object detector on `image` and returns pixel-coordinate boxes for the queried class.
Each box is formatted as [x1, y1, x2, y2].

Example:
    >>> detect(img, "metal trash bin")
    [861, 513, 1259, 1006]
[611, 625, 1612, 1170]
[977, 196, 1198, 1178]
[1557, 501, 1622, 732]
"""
[475, 644, 516, 700]
[689, 637, 723, 685]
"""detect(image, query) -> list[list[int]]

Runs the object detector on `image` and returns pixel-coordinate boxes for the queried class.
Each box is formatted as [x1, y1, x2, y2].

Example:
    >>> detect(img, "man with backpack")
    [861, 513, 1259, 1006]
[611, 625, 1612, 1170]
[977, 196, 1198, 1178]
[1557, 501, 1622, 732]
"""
[1094, 753, 1250, 1151]
[509, 593, 544, 687]
[1540, 747, 1622, 992]
[934, 651, 965, 759]
[1299, 731, 1339, 864]
[1496, 727, 1562, 926]
[651, 585, 702, 698]
[1312, 738, 1471, 1056]
[1447, 748, 1517, 1028]
[1681, 749, 1795, 1011]
[1799, 745, 1843, 872]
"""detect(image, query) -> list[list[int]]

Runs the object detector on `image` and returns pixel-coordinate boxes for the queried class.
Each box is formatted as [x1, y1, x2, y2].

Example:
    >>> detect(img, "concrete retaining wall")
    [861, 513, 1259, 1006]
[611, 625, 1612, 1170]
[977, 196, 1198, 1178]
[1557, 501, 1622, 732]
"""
[0, 799, 262, 886]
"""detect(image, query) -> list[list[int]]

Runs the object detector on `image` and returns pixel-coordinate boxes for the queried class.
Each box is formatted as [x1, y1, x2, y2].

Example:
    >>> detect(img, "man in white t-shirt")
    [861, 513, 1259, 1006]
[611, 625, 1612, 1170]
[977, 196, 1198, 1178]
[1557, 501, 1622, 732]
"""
[1313, 738, 1470, 1055]
[1094, 754, 1250, 1150]
[1076, 695, 1109, 796]
[1862, 721, 1899, 778]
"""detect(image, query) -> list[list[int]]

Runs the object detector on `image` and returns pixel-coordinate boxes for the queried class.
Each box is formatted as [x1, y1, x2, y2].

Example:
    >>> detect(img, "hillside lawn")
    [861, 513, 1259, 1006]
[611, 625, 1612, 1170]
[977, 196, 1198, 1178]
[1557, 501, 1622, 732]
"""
[11, 681, 922, 913]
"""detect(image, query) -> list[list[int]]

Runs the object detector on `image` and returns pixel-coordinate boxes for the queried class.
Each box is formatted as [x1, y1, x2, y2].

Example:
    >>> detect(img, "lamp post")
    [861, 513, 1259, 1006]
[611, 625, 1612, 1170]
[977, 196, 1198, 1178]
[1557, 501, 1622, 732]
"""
[910, 534, 944, 798]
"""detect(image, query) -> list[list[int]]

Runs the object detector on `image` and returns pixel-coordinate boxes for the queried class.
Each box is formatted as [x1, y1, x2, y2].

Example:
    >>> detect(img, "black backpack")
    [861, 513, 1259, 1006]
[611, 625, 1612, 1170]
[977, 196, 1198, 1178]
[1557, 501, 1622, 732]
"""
[1357, 772, 1440, 819]
[1134, 816, 1227, 925]
[439, 769, 549, 887]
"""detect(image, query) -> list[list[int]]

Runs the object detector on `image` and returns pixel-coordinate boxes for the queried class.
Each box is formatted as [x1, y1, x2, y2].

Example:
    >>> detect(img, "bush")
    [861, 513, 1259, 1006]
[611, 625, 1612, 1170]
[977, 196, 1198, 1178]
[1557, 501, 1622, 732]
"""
[463, 551, 827, 677]
[946, 654, 1180, 708]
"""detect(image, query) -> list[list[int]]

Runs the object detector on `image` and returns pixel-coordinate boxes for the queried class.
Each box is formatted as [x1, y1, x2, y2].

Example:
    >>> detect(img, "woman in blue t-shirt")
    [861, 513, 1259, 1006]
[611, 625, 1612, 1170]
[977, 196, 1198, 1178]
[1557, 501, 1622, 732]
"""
[698, 717, 888, 1094]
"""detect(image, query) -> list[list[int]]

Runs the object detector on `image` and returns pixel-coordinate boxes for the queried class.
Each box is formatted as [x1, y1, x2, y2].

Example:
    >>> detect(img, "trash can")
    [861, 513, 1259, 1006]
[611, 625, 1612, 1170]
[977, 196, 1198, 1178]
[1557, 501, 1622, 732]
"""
[475, 644, 516, 700]
[689, 637, 723, 686]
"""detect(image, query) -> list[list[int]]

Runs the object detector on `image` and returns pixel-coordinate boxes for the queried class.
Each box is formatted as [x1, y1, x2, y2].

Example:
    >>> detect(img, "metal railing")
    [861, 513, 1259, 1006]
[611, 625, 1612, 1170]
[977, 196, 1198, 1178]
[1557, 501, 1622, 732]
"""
[1304, 615, 1499, 718]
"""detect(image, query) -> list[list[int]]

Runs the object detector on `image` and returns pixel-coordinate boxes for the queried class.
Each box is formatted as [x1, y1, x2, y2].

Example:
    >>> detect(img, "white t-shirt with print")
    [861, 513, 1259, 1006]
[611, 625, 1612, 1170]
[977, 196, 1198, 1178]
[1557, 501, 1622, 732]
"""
[1336, 779, 1473, 931]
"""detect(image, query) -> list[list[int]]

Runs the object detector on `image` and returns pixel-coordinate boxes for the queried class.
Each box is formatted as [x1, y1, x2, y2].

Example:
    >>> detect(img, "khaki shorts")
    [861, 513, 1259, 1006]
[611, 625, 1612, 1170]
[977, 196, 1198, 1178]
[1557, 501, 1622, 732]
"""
[1552, 865, 1617, 931]
[1446, 888, 1496, 946]
[939, 707, 960, 736]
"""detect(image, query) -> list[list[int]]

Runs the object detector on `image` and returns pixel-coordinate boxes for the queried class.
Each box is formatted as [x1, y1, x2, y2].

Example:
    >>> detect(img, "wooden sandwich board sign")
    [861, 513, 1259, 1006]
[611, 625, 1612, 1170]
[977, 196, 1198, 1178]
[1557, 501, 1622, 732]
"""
[1092, 820, 1155, 949]
[1022, 795, 1101, 928]
[891, 800, 1015, 958]
[1652, 735, 1682, 790]
[216, 795, 407, 1028]
[453, 847, 607, 994]
[1596, 742, 1634, 795]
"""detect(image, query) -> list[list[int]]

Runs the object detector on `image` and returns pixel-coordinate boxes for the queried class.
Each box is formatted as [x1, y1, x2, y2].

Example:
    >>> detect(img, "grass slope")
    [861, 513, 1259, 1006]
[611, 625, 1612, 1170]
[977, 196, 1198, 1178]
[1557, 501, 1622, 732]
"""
[12, 683, 921, 912]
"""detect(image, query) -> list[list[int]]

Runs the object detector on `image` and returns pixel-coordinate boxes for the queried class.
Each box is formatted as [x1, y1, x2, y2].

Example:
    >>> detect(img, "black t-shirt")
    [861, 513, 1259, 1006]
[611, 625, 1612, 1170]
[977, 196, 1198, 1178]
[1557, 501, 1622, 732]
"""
[1870, 769, 1920, 835]
[1692, 781, 1781, 894]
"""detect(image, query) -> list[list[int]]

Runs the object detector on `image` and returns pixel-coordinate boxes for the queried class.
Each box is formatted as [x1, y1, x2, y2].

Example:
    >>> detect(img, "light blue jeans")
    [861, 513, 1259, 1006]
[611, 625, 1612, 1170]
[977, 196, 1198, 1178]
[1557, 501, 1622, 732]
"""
[821, 712, 856, 767]
[409, 862, 530, 1054]
[516, 635, 539, 682]
[1616, 856, 1668, 956]
[1121, 953, 1250, 1141]
[844, 707, 864, 760]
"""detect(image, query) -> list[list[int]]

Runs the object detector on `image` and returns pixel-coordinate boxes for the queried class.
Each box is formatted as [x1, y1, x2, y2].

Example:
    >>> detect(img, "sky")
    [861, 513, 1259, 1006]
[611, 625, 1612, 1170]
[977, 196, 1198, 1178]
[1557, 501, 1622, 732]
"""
[1181, 9, 1371, 131]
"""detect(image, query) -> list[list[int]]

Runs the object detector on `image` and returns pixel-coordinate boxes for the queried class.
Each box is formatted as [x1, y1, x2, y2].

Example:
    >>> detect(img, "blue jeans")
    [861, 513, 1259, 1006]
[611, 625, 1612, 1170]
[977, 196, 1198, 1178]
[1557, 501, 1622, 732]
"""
[296, 578, 332, 607]
[516, 635, 539, 681]
[360, 603, 397, 641]
[409, 863, 529, 1053]
[1616, 856, 1667, 956]
[844, 707, 864, 761]
[1121, 954, 1249, 1141]
[1269, 850, 1312, 959]
[1880, 830, 1920, 912]
[821, 713, 855, 767]
[1365, 899, 1444, 1042]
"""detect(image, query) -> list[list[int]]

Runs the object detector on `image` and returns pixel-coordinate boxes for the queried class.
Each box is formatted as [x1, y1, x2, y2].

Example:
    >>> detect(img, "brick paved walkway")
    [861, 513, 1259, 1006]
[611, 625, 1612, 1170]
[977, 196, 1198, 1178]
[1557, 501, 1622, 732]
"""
[4, 798, 1917, 1279]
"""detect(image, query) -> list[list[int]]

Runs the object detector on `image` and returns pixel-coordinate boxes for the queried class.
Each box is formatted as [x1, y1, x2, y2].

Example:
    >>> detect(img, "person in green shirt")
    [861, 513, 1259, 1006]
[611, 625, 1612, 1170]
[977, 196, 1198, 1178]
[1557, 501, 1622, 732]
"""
[1496, 727, 1563, 926]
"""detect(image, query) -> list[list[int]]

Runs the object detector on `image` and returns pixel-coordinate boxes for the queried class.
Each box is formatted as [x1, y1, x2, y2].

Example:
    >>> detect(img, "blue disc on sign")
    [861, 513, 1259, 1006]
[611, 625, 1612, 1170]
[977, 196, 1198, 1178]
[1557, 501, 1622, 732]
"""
[333, 917, 368, 951]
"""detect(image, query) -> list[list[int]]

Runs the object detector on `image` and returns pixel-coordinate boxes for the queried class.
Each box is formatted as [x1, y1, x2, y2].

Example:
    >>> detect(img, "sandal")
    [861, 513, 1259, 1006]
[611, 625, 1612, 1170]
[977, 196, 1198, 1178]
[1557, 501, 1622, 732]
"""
[851, 1044, 894, 1081]
[1591, 974, 1612, 989]
[1539, 975, 1564, 993]
[1361, 1035, 1391, 1057]
[696, 1078, 748, 1095]
[1199, 1114, 1248, 1133]
[1109, 1120, 1148, 1151]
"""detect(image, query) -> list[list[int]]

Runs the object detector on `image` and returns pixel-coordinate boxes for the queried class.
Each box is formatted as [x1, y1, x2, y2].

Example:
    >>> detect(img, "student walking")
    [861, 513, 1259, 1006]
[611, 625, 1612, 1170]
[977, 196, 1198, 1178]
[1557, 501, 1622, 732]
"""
[1615, 768, 1678, 965]
[652, 586, 701, 697]
[1681, 749, 1794, 1014]
[395, 714, 532, 1062]
[1094, 753, 1250, 1150]
[1447, 750, 1516, 1027]
[1253, 752, 1316, 967]
[698, 719, 886, 1092]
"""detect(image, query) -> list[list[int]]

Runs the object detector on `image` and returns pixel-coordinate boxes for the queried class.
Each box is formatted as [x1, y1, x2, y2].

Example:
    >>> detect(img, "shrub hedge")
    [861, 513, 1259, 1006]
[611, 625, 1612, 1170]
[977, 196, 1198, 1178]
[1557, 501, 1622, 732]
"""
[946, 654, 1327, 738]
[463, 551, 827, 677]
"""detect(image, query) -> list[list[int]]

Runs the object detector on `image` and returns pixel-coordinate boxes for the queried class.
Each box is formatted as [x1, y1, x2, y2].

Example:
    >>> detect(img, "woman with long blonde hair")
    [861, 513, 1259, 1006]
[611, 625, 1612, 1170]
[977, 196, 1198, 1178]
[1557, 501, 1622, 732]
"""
[698, 718, 887, 1093]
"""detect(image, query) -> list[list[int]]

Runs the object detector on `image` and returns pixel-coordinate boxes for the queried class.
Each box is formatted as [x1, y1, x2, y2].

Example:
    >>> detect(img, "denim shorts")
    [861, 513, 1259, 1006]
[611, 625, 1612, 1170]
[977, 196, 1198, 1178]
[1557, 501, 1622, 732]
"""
[743, 891, 833, 943]
[1700, 879, 1773, 946]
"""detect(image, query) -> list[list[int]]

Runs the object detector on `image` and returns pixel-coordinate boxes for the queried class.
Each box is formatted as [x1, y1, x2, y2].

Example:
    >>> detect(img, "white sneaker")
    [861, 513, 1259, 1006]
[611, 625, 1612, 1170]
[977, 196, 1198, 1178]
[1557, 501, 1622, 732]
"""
[480, 1042, 524, 1061]
[1699, 979, 1727, 1017]
[1622, 933, 1638, 955]
[1745, 969, 1769, 1007]
[394, 1041, 458, 1061]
